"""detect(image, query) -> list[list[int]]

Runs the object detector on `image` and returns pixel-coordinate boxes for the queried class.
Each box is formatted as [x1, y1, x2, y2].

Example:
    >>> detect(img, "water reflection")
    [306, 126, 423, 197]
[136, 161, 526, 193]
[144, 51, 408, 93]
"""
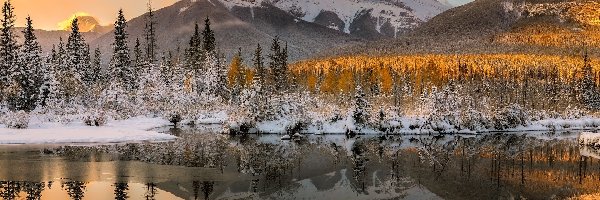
[0, 130, 600, 199]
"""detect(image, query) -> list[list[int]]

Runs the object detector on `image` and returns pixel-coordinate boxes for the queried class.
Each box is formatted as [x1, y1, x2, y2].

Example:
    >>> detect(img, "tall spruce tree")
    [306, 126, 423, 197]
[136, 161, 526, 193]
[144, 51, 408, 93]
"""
[0, 0, 18, 97]
[14, 16, 42, 111]
[133, 38, 143, 84]
[186, 22, 202, 72]
[144, 1, 158, 63]
[91, 47, 102, 84]
[66, 17, 88, 77]
[579, 50, 600, 109]
[110, 9, 133, 91]
[252, 43, 265, 87]
[202, 17, 215, 53]
[268, 37, 288, 92]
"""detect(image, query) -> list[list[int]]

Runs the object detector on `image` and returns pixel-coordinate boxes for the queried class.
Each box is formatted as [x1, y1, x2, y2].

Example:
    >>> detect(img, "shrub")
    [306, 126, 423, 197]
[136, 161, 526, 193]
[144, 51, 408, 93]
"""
[493, 104, 529, 130]
[6, 111, 29, 129]
[83, 110, 107, 126]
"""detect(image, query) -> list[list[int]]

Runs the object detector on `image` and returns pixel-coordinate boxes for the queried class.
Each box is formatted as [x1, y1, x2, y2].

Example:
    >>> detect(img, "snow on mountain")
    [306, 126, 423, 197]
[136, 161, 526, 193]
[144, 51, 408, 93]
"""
[218, 0, 451, 38]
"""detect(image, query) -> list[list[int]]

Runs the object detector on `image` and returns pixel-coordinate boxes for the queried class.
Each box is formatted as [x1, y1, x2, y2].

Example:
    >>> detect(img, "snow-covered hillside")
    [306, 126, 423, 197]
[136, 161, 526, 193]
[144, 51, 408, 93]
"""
[218, 0, 451, 37]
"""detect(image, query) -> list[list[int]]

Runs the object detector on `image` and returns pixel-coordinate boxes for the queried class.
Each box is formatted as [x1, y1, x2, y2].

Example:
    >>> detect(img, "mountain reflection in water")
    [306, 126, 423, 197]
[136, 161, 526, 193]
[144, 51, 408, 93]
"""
[0, 130, 599, 199]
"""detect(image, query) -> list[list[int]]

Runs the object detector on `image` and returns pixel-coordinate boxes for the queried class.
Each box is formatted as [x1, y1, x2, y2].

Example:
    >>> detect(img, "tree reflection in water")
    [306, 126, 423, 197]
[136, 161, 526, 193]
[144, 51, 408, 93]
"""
[3, 131, 600, 199]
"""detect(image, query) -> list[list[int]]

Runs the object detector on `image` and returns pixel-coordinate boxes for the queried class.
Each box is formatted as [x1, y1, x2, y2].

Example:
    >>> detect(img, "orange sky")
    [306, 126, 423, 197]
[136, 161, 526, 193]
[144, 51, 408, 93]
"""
[12, 0, 180, 30]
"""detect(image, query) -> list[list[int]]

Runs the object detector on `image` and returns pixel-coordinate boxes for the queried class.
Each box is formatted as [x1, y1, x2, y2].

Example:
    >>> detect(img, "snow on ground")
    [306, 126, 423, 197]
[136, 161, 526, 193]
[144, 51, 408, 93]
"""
[579, 132, 600, 147]
[0, 116, 176, 144]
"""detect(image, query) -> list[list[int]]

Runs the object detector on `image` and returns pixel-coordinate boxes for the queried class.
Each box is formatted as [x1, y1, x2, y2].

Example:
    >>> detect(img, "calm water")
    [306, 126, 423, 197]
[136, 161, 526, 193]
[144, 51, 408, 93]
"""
[0, 128, 599, 200]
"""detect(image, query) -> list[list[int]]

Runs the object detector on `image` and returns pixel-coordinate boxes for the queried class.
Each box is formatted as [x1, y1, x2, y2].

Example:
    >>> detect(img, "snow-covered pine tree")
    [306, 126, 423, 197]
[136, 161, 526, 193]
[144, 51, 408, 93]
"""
[144, 2, 158, 63]
[0, 0, 18, 101]
[187, 22, 202, 65]
[268, 37, 289, 93]
[186, 22, 203, 92]
[132, 38, 144, 88]
[38, 60, 62, 110]
[13, 16, 42, 111]
[216, 52, 230, 100]
[109, 9, 134, 91]
[253, 44, 265, 87]
[91, 47, 102, 84]
[353, 84, 370, 130]
[202, 17, 215, 53]
[578, 50, 600, 109]
[66, 17, 87, 83]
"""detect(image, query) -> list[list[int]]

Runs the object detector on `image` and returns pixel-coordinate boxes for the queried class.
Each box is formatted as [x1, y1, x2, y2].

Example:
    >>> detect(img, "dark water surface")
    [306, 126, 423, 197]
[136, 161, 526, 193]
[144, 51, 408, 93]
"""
[0, 128, 599, 200]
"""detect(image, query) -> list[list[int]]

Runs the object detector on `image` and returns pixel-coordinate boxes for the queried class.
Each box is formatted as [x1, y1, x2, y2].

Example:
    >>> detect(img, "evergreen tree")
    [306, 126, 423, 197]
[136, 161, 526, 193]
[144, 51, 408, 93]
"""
[80, 44, 96, 86]
[0, 0, 18, 97]
[110, 9, 133, 91]
[38, 60, 62, 109]
[268, 37, 288, 92]
[186, 22, 202, 72]
[252, 44, 265, 86]
[133, 38, 143, 86]
[353, 84, 370, 130]
[144, 1, 158, 63]
[14, 16, 42, 111]
[202, 17, 215, 53]
[66, 17, 88, 79]
[91, 47, 102, 84]
[579, 50, 600, 109]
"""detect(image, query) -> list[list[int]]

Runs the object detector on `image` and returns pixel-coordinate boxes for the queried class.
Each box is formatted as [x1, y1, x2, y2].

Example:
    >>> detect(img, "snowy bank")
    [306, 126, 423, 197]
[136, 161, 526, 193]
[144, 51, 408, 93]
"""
[579, 132, 600, 147]
[0, 117, 177, 144]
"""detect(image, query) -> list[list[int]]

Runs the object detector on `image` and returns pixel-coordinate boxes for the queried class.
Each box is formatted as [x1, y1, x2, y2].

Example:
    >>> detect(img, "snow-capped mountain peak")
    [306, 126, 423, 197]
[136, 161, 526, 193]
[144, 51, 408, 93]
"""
[217, 0, 451, 38]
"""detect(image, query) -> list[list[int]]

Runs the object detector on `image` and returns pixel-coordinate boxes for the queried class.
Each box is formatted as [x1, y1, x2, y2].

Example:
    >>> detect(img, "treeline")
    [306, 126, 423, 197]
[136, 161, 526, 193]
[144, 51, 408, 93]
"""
[0, 0, 295, 120]
[288, 53, 600, 111]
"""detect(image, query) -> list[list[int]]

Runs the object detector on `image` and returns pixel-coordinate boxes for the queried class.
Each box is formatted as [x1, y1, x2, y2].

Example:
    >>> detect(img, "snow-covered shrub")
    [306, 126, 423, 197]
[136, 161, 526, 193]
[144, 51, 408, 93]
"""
[459, 109, 491, 131]
[493, 104, 529, 130]
[6, 111, 30, 129]
[83, 109, 107, 126]
[563, 106, 585, 119]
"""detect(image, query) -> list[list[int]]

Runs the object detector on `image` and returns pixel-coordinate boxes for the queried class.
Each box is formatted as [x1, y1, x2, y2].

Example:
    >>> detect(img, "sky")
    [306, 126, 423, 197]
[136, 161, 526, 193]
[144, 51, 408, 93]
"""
[12, 0, 179, 30]
[12, 0, 474, 30]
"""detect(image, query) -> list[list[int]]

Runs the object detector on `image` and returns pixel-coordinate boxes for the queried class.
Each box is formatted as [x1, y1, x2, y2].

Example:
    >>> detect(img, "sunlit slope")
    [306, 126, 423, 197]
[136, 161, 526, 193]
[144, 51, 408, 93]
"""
[495, 1, 600, 48]
[290, 54, 600, 94]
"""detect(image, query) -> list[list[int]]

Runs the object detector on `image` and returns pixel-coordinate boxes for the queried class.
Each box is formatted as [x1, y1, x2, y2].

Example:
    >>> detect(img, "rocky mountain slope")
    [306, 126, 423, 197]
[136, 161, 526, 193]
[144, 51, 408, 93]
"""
[219, 0, 451, 39]
[89, 0, 361, 61]
[328, 0, 600, 57]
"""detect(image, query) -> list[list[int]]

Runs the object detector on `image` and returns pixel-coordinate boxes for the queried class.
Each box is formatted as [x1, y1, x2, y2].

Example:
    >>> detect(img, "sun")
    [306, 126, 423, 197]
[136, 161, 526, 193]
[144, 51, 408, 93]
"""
[57, 12, 94, 31]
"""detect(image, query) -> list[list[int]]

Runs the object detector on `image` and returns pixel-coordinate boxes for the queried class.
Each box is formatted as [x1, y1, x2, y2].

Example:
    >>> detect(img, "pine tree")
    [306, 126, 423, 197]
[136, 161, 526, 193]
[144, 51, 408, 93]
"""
[144, 1, 158, 63]
[91, 47, 102, 84]
[14, 16, 42, 111]
[252, 44, 265, 87]
[202, 17, 215, 53]
[110, 9, 133, 91]
[38, 60, 62, 109]
[186, 22, 202, 73]
[0, 0, 18, 98]
[133, 38, 143, 87]
[579, 50, 600, 109]
[80, 44, 95, 86]
[353, 84, 370, 130]
[268, 37, 288, 92]
[66, 17, 88, 79]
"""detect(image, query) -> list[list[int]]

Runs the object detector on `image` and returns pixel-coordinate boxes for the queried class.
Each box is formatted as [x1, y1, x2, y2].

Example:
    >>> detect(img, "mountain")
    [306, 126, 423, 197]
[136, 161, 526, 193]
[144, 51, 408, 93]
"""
[328, 0, 600, 57]
[89, 0, 361, 62]
[15, 28, 103, 53]
[58, 15, 112, 33]
[219, 0, 452, 39]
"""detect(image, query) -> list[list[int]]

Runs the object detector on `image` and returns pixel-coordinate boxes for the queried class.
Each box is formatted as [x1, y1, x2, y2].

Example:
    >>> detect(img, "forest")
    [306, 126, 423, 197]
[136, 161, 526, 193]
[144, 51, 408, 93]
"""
[1, 0, 600, 135]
